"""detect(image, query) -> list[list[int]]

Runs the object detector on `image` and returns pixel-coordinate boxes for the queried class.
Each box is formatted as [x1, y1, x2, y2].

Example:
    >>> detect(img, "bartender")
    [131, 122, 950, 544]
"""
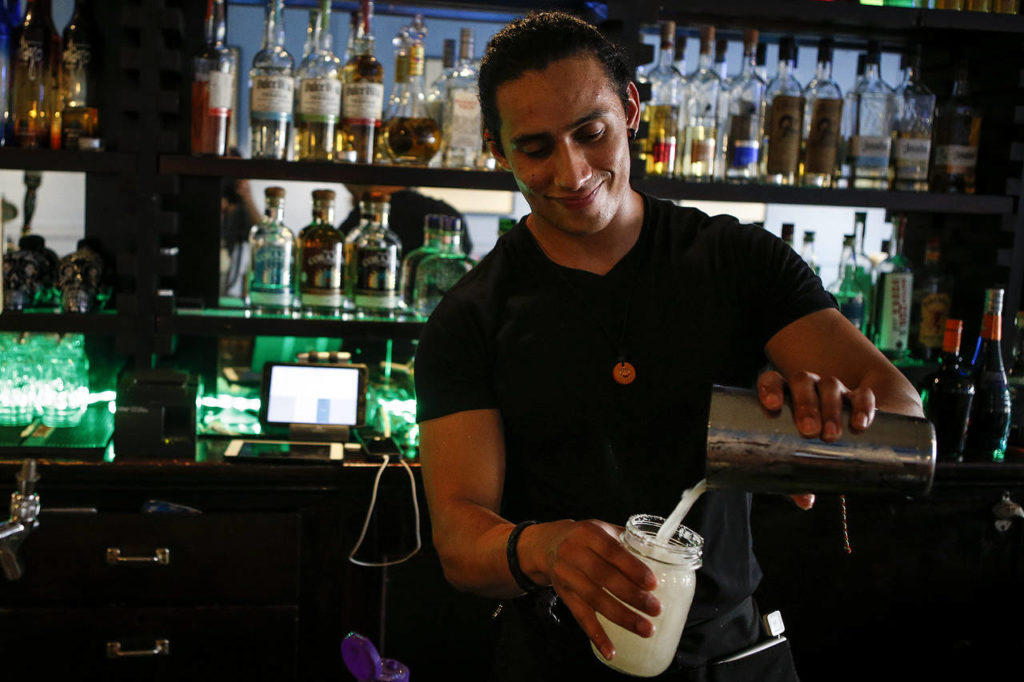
[414, 11, 923, 681]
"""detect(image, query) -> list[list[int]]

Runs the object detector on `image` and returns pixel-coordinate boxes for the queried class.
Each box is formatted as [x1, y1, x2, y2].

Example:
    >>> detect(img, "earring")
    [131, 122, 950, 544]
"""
[626, 128, 637, 141]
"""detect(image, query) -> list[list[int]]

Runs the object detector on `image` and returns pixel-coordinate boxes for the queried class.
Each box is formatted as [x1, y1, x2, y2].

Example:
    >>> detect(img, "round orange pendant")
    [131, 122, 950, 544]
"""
[613, 361, 636, 385]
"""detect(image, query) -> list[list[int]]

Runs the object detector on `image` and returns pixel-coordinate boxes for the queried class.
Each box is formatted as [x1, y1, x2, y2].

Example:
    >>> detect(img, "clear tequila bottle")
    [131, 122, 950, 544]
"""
[764, 36, 804, 185]
[892, 45, 935, 191]
[294, 0, 341, 161]
[723, 30, 765, 183]
[848, 43, 895, 189]
[712, 37, 730, 180]
[837, 54, 867, 189]
[413, 217, 476, 317]
[801, 37, 842, 188]
[190, 0, 236, 156]
[400, 215, 442, 307]
[346, 194, 402, 315]
[299, 189, 343, 314]
[249, 0, 294, 160]
[800, 230, 819, 275]
[852, 211, 875, 334]
[425, 38, 455, 127]
[679, 26, 719, 180]
[340, 0, 384, 164]
[247, 187, 296, 313]
[441, 28, 482, 169]
[643, 20, 683, 178]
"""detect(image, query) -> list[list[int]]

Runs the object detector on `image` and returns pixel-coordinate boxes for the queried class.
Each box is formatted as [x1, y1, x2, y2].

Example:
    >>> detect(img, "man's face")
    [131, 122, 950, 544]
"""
[490, 54, 639, 238]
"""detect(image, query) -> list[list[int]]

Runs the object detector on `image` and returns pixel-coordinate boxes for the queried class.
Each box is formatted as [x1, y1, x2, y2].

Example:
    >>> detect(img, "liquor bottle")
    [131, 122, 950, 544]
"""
[965, 288, 1012, 463]
[191, 0, 236, 156]
[934, 0, 965, 7]
[801, 36, 842, 188]
[247, 187, 296, 313]
[672, 34, 687, 76]
[780, 223, 795, 249]
[852, 211, 875, 334]
[413, 216, 476, 317]
[892, 45, 935, 192]
[723, 30, 765, 183]
[967, 0, 992, 9]
[712, 36, 730, 181]
[382, 37, 440, 164]
[441, 28, 482, 168]
[294, 0, 341, 162]
[425, 38, 455, 127]
[643, 20, 683, 178]
[909, 237, 952, 360]
[929, 61, 981, 194]
[340, 0, 383, 164]
[800, 230, 819, 275]
[299, 189, 343, 314]
[400, 215, 442, 307]
[60, 0, 97, 150]
[249, 0, 294, 160]
[754, 42, 767, 84]
[346, 193, 402, 315]
[837, 54, 867, 189]
[995, 0, 1019, 12]
[12, 0, 61, 148]
[679, 26, 719, 181]
[872, 215, 914, 360]
[0, 2, 12, 146]
[1007, 312, 1024, 447]
[300, 10, 317, 61]
[764, 36, 804, 185]
[828, 235, 866, 331]
[922, 319, 974, 462]
[848, 43, 895, 190]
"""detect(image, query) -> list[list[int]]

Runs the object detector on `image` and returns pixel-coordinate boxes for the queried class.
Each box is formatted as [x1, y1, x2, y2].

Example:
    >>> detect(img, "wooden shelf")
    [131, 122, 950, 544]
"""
[161, 306, 425, 340]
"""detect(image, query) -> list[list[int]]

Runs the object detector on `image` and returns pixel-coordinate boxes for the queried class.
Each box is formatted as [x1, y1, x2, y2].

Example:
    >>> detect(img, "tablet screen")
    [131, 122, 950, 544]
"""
[261, 363, 367, 427]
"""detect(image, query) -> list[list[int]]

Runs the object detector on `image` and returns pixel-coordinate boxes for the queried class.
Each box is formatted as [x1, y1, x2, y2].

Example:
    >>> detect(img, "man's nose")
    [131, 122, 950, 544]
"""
[553, 143, 592, 191]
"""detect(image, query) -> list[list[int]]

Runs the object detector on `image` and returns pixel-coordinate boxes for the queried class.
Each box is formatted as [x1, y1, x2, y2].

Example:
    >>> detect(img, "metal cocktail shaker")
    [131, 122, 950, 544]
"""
[705, 385, 936, 496]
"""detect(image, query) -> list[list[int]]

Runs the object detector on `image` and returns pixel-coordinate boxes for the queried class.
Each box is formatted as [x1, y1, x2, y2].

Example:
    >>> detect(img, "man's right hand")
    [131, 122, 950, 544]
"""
[518, 519, 661, 661]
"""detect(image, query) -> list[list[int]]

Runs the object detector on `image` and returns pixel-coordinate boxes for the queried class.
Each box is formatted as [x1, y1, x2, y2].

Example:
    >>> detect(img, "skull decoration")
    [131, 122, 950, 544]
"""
[58, 242, 104, 313]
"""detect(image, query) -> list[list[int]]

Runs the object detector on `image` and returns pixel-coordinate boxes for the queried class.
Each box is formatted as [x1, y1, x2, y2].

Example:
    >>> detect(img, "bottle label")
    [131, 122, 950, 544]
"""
[934, 144, 978, 173]
[839, 294, 865, 331]
[208, 70, 234, 112]
[299, 78, 342, 121]
[918, 292, 952, 349]
[447, 88, 482, 150]
[690, 136, 715, 165]
[62, 40, 91, 98]
[251, 242, 294, 289]
[251, 75, 294, 119]
[355, 246, 400, 297]
[766, 95, 804, 175]
[301, 243, 343, 293]
[851, 135, 892, 169]
[877, 272, 913, 352]
[804, 98, 842, 175]
[342, 82, 384, 124]
[728, 113, 760, 168]
[17, 39, 44, 80]
[651, 139, 676, 166]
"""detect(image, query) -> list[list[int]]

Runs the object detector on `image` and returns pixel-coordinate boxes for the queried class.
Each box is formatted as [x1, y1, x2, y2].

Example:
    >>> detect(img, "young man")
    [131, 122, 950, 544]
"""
[415, 11, 922, 681]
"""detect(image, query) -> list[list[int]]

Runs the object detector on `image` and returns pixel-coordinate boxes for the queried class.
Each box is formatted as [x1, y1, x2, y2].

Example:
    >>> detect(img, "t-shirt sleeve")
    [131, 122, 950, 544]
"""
[716, 217, 837, 346]
[414, 293, 497, 423]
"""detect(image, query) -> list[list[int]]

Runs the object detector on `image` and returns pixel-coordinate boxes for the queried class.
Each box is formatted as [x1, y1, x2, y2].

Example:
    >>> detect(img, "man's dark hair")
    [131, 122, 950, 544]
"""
[478, 11, 633, 156]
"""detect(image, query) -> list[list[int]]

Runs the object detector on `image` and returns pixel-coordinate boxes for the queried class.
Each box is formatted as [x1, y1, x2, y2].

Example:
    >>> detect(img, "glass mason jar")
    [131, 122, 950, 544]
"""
[593, 514, 703, 677]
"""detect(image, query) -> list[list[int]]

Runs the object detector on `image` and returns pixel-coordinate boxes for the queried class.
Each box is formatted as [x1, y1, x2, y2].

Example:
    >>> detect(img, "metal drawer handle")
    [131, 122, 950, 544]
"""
[106, 639, 170, 658]
[105, 547, 171, 565]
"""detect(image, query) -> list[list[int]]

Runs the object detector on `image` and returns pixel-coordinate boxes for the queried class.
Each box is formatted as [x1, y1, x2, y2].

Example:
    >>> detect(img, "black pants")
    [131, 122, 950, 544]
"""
[489, 591, 800, 682]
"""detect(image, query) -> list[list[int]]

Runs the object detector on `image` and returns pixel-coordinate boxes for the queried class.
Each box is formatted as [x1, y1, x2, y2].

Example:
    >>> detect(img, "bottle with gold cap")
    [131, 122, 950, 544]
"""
[345, 192, 402, 315]
[247, 187, 296, 313]
[381, 18, 440, 165]
[922, 318, 974, 462]
[299, 189, 343, 314]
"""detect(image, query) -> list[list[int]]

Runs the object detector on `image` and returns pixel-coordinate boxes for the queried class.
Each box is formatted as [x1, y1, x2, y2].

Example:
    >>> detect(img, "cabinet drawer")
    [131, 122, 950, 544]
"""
[0, 513, 300, 604]
[0, 605, 298, 681]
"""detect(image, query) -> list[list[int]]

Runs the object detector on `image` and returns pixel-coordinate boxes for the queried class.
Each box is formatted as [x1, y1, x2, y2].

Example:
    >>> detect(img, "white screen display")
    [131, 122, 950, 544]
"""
[265, 365, 362, 426]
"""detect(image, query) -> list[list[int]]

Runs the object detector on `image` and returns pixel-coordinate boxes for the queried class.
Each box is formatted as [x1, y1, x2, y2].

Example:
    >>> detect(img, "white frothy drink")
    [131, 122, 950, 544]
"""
[592, 495, 706, 677]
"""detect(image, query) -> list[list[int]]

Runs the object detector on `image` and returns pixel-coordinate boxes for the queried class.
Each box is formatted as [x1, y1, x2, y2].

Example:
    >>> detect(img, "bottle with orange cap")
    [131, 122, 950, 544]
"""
[922, 318, 974, 462]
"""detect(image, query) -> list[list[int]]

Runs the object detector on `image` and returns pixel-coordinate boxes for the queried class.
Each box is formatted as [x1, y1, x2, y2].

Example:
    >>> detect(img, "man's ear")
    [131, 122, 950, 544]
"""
[484, 130, 511, 171]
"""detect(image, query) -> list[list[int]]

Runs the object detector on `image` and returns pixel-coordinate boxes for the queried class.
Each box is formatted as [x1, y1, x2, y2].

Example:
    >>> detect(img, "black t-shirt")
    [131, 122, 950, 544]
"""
[415, 192, 834, 647]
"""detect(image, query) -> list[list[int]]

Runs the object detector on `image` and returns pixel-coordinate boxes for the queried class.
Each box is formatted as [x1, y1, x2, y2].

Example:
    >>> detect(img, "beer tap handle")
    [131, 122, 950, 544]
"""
[16, 459, 38, 497]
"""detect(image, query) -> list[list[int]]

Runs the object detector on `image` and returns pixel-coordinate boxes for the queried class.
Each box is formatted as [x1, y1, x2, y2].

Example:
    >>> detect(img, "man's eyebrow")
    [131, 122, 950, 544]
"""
[509, 109, 610, 149]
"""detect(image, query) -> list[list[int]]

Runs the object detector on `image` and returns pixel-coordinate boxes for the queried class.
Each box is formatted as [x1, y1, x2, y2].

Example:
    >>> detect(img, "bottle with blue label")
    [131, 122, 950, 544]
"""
[723, 29, 764, 183]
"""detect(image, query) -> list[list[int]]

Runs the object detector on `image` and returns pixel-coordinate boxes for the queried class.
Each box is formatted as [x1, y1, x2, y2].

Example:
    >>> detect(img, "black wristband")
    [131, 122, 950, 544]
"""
[506, 520, 543, 594]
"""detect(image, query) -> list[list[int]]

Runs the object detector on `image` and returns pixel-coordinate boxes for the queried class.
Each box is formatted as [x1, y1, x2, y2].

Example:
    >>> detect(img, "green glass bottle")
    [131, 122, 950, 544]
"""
[828, 235, 866, 331]
[871, 215, 914, 360]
